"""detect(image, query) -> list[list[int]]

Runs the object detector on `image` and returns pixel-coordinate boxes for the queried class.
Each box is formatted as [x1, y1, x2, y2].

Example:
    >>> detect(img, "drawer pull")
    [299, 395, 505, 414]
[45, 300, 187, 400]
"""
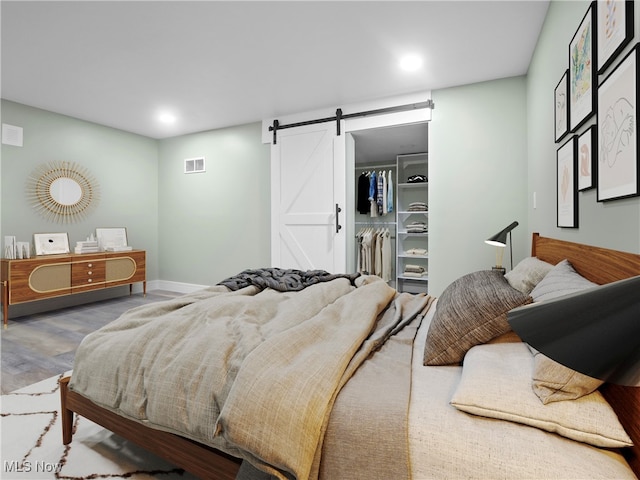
[88, 263, 93, 267]
[87, 279, 92, 283]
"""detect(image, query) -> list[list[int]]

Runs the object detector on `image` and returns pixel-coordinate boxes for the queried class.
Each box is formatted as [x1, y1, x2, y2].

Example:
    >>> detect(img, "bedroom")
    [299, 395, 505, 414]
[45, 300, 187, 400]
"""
[1, 1, 640, 478]
[2, 1, 639, 300]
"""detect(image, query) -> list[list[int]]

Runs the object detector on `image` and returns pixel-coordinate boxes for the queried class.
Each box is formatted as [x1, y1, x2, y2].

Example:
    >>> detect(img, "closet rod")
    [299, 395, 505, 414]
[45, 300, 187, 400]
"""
[269, 100, 434, 144]
[356, 163, 397, 170]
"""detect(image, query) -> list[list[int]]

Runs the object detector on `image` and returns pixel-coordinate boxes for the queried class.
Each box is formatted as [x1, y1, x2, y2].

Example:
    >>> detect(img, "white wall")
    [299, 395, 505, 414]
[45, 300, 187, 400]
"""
[429, 77, 529, 296]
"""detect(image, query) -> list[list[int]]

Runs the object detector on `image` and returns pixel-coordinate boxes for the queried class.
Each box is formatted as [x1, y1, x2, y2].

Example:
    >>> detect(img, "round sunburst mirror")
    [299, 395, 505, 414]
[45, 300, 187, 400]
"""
[27, 161, 100, 223]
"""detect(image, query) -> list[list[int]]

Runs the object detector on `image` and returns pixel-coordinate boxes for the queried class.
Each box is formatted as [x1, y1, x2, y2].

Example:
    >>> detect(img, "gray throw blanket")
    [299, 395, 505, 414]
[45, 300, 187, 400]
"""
[218, 268, 360, 292]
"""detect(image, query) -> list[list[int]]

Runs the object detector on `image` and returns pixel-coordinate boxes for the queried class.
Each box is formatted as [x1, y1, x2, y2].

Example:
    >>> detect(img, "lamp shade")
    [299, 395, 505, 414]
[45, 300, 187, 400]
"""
[507, 275, 640, 386]
[485, 221, 519, 247]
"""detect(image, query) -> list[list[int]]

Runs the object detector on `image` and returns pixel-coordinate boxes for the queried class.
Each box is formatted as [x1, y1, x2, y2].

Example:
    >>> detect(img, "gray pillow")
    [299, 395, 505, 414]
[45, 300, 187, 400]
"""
[505, 257, 554, 294]
[530, 259, 597, 302]
[423, 270, 532, 366]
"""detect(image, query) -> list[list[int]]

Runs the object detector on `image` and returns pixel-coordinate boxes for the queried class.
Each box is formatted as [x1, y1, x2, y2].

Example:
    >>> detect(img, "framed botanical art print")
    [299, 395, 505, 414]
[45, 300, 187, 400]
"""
[569, 3, 596, 132]
[555, 70, 569, 142]
[577, 125, 597, 191]
[597, 44, 639, 202]
[597, 0, 634, 74]
[557, 136, 578, 228]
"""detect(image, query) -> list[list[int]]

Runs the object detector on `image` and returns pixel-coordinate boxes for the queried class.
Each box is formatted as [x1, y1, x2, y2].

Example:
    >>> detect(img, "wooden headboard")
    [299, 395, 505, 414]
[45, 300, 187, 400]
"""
[531, 233, 640, 474]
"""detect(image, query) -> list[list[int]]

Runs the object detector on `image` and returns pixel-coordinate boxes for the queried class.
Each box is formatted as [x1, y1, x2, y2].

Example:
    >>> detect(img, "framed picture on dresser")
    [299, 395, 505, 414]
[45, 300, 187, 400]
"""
[33, 233, 70, 255]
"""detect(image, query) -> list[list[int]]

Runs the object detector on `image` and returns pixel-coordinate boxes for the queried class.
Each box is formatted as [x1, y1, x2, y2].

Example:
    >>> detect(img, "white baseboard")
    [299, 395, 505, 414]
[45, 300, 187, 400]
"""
[148, 279, 209, 294]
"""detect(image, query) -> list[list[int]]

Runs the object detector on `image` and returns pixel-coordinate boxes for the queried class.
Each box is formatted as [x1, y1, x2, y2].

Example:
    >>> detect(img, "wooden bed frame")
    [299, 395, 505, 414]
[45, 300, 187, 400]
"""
[60, 233, 640, 479]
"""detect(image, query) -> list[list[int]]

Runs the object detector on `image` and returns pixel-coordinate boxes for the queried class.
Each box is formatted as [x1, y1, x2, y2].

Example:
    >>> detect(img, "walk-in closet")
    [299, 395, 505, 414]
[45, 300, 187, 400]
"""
[350, 122, 428, 292]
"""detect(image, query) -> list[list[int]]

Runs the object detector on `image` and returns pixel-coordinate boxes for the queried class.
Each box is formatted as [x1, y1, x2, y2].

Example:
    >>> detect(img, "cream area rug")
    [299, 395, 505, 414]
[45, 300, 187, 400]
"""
[1, 373, 199, 479]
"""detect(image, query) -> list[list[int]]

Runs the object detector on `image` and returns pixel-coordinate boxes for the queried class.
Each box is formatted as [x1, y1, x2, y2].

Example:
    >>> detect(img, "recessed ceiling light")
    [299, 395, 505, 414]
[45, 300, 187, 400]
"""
[158, 112, 177, 124]
[399, 54, 423, 72]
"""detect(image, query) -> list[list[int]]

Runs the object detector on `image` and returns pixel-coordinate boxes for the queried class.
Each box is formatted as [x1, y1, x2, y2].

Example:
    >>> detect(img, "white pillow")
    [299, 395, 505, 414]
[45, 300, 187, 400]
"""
[505, 257, 554, 294]
[450, 343, 632, 448]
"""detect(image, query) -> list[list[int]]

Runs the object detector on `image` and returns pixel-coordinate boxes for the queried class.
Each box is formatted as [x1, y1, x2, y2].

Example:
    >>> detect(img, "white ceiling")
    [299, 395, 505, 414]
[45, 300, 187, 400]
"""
[1, 1, 549, 140]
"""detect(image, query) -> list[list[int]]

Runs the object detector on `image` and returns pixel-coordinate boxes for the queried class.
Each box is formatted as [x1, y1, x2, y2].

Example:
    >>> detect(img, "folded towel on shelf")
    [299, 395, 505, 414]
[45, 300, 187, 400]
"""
[408, 202, 428, 212]
[403, 271, 426, 278]
[404, 264, 425, 274]
[406, 221, 427, 233]
[405, 248, 428, 256]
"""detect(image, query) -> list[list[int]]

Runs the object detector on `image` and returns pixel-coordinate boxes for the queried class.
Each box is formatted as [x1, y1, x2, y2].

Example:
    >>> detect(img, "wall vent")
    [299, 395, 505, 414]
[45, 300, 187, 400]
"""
[184, 157, 206, 174]
[2, 123, 23, 147]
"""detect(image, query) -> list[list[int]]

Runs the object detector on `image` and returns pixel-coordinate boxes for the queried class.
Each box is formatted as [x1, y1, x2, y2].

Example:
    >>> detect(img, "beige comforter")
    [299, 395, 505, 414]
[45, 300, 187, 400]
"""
[70, 275, 432, 479]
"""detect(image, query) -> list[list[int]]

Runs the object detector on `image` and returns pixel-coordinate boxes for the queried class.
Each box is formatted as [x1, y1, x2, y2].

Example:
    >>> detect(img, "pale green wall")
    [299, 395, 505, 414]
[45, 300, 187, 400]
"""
[429, 77, 529, 296]
[0, 100, 270, 317]
[0, 100, 159, 268]
[4, 0, 639, 304]
[157, 123, 270, 287]
[527, 0, 640, 253]
[0, 99, 159, 314]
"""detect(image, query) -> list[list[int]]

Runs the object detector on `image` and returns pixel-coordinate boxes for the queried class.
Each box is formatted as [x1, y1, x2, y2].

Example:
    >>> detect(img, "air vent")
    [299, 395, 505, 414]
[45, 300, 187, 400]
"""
[184, 157, 205, 174]
[2, 123, 23, 147]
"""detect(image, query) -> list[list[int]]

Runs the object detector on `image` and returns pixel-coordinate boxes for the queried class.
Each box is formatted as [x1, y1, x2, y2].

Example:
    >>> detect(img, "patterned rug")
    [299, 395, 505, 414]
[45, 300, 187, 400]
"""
[1, 373, 199, 479]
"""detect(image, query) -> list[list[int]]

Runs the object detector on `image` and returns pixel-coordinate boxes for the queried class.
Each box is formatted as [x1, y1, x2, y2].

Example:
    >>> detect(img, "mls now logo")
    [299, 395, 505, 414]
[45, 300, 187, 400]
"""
[4, 460, 62, 473]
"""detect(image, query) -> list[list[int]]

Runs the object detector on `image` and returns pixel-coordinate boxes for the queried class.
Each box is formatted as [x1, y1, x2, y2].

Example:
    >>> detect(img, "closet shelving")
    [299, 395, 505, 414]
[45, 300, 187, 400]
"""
[396, 153, 428, 293]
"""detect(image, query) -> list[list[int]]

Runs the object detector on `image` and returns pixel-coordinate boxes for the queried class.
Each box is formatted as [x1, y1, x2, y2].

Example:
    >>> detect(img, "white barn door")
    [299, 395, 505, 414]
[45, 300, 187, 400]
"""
[271, 121, 346, 272]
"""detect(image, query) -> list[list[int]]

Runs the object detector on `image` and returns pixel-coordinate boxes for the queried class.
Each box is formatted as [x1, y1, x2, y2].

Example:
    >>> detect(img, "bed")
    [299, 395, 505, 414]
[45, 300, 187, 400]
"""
[60, 233, 640, 479]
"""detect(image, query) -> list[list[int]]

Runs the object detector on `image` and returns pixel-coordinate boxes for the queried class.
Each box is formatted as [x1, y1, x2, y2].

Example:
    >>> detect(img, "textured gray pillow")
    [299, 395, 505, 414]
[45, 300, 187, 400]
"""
[504, 257, 554, 294]
[423, 270, 532, 366]
[530, 259, 597, 302]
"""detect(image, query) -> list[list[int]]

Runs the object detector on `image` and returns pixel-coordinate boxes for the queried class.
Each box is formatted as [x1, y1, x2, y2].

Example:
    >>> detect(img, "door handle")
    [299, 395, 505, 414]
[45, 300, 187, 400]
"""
[335, 204, 342, 233]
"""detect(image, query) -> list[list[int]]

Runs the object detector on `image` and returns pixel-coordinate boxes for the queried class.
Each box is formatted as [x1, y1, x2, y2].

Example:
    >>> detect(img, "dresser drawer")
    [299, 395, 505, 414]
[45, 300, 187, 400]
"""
[71, 256, 106, 290]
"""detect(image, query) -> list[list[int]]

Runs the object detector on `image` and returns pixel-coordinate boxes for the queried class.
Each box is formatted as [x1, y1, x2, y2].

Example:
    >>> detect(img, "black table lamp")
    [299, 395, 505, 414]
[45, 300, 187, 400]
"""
[508, 275, 640, 386]
[485, 221, 519, 271]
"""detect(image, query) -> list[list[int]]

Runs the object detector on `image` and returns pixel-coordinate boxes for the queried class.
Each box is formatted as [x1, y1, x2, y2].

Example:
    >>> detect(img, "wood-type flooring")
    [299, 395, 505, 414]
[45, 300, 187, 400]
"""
[1, 290, 180, 394]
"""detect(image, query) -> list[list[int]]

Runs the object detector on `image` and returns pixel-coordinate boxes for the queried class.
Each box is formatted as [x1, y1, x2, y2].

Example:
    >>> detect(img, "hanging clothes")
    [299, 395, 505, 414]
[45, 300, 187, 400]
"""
[387, 170, 394, 214]
[376, 172, 385, 215]
[357, 172, 370, 214]
[381, 228, 392, 282]
[369, 171, 378, 218]
[381, 171, 388, 216]
[356, 227, 392, 283]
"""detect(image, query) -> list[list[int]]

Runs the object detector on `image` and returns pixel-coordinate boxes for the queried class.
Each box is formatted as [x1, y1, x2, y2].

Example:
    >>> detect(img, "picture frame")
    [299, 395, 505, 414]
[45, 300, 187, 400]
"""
[557, 136, 578, 228]
[569, 3, 596, 132]
[597, 0, 634, 74]
[34, 233, 70, 256]
[554, 70, 570, 142]
[597, 44, 639, 202]
[4, 235, 16, 259]
[577, 125, 597, 191]
[96, 227, 128, 250]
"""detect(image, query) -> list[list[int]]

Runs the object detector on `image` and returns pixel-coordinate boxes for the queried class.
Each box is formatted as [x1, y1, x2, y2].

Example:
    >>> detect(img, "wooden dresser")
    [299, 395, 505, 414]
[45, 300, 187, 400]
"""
[1, 250, 146, 326]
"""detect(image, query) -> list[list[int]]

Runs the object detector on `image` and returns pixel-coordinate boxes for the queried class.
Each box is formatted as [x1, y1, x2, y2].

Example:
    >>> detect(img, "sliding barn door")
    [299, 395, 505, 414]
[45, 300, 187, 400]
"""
[271, 122, 346, 272]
